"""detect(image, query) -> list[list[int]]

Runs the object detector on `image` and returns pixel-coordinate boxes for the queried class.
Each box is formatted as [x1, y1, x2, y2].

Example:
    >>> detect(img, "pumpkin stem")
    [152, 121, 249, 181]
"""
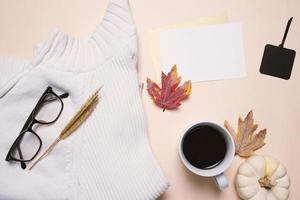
[258, 176, 277, 189]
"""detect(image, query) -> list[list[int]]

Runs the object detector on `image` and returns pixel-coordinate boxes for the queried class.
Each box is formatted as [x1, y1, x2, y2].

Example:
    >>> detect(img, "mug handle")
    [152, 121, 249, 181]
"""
[213, 173, 229, 190]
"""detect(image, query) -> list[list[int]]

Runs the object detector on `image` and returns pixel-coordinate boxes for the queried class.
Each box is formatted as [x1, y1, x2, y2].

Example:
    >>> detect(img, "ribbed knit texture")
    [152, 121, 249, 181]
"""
[0, 0, 169, 199]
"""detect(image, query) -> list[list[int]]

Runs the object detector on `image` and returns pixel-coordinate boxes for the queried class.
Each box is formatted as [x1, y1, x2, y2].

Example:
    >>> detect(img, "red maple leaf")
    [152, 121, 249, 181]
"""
[147, 65, 192, 111]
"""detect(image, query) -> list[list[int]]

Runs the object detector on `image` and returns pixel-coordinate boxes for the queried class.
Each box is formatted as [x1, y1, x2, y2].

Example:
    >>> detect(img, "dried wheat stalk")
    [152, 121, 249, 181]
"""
[28, 87, 101, 170]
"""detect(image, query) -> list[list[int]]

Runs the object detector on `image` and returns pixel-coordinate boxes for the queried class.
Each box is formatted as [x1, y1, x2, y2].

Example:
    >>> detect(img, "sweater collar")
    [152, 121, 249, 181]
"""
[31, 0, 136, 73]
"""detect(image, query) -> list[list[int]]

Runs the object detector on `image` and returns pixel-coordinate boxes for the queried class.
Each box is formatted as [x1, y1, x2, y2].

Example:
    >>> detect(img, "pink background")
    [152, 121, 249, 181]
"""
[0, 0, 299, 199]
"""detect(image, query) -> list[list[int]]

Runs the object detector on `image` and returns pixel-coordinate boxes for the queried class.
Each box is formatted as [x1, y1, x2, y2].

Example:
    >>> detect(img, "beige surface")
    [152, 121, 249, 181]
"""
[0, 0, 299, 199]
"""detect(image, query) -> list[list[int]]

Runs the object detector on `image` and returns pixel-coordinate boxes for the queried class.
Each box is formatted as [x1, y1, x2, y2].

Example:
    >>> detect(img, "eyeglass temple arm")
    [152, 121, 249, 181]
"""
[42, 93, 69, 105]
[59, 93, 69, 99]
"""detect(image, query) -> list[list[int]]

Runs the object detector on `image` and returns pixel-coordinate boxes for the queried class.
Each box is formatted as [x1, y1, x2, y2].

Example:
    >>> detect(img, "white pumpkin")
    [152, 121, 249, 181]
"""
[236, 155, 290, 200]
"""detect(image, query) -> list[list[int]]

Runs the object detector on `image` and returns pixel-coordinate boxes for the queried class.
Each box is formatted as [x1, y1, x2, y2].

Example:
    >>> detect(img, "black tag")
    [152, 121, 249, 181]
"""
[260, 17, 296, 80]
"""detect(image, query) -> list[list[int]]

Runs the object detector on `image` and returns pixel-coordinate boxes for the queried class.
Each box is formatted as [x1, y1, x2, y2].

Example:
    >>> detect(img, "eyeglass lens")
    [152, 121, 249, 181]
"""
[34, 93, 63, 124]
[10, 131, 41, 161]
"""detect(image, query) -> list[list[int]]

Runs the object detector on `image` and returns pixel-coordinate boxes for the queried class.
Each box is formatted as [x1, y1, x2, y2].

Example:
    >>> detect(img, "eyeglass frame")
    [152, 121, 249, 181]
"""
[5, 86, 69, 169]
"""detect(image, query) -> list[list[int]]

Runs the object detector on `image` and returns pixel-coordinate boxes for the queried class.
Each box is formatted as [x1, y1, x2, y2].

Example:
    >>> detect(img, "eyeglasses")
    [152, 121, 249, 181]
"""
[5, 87, 69, 169]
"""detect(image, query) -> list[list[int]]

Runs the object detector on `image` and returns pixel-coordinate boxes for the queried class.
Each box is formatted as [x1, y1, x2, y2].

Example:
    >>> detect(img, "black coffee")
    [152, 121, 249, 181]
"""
[182, 124, 227, 169]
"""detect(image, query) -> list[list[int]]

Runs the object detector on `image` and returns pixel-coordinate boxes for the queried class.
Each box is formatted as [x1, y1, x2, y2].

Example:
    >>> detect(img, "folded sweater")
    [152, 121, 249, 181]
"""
[0, 0, 169, 199]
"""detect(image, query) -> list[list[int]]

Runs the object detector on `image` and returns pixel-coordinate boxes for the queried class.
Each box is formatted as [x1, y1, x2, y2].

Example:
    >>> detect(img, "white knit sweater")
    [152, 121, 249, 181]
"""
[0, 0, 169, 199]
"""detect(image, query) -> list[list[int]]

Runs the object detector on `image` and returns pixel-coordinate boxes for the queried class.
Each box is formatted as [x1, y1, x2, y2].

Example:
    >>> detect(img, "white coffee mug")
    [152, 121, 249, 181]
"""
[178, 122, 235, 190]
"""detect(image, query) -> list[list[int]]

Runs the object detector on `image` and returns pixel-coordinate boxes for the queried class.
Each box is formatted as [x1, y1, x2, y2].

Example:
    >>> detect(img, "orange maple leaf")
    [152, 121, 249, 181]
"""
[147, 65, 192, 111]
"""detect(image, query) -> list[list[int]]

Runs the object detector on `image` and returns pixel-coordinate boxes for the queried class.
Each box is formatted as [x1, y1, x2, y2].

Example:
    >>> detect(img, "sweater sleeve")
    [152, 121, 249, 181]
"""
[0, 57, 30, 98]
[103, 0, 136, 37]
[92, 0, 137, 57]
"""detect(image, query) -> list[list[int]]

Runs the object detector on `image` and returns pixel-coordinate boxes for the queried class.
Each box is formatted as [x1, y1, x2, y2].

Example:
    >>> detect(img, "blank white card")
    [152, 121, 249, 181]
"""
[159, 23, 246, 82]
